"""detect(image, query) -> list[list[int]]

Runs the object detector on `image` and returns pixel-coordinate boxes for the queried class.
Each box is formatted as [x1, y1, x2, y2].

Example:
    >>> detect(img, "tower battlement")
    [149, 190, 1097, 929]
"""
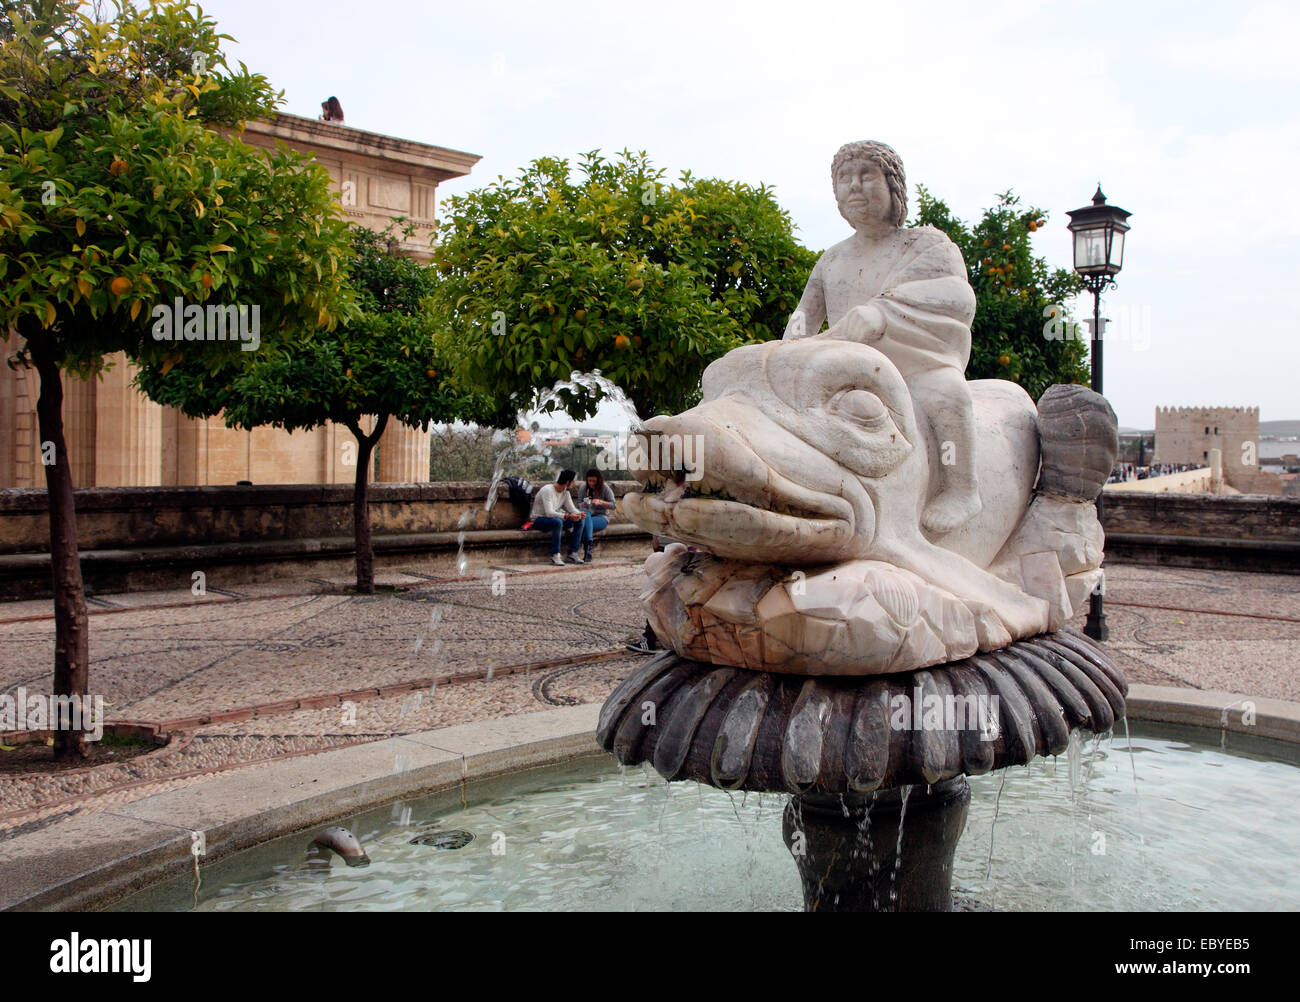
[1155, 405, 1259, 419]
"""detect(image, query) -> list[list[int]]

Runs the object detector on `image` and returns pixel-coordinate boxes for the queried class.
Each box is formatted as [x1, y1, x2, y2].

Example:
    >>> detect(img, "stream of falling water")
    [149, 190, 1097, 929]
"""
[984, 769, 1009, 883]
[888, 784, 913, 906]
[854, 794, 877, 909]
[450, 370, 645, 580]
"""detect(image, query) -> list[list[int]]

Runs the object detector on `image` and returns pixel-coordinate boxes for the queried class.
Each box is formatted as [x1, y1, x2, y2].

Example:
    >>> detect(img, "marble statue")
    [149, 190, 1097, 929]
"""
[622, 141, 1119, 677]
[784, 140, 980, 535]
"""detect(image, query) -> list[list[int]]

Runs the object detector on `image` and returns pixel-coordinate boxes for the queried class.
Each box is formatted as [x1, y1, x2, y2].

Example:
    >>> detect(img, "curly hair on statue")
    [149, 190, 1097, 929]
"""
[831, 140, 907, 227]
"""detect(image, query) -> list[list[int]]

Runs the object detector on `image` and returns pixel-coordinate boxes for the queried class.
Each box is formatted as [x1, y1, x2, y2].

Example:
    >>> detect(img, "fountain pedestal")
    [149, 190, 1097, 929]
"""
[597, 628, 1126, 912]
[783, 779, 970, 912]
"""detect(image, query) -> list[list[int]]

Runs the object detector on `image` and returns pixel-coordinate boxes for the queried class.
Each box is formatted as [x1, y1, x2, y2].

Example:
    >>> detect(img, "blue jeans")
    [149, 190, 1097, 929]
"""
[531, 516, 579, 555]
[571, 515, 608, 552]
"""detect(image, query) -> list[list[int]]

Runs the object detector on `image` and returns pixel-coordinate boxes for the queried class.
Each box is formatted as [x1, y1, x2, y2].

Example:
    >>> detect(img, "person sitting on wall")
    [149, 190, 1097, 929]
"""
[573, 467, 615, 563]
[320, 96, 345, 123]
[529, 469, 587, 566]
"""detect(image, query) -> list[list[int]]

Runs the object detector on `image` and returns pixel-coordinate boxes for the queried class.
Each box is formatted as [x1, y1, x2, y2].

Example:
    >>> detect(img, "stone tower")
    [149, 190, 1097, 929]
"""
[1153, 405, 1279, 493]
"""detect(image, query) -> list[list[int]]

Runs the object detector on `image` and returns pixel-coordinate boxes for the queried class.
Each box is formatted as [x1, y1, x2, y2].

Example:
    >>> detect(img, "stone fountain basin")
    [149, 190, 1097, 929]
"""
[107, 718, 1300, 912]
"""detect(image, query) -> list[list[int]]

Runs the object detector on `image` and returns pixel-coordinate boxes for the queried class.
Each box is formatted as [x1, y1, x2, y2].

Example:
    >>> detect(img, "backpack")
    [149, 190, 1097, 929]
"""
[503, 475, 535, 516]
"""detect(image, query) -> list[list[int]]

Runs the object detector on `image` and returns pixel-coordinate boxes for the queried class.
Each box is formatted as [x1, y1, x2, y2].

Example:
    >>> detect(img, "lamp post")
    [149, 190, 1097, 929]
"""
[1067, 185, 1131, 642]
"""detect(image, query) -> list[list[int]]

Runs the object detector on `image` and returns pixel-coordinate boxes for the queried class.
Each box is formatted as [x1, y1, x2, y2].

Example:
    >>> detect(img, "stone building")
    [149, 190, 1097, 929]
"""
[0, 114, 478, 489]
[1153, 405, 1282, 494]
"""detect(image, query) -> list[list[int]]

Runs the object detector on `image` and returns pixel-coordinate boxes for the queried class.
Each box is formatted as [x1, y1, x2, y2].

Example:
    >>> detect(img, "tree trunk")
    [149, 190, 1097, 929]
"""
[29, 333, 90, 760]
[345, 415, 389, 595]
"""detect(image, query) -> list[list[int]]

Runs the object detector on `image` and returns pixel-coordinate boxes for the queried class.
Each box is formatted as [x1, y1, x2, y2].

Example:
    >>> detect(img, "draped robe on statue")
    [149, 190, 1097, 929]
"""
[785, 225, 976, 377]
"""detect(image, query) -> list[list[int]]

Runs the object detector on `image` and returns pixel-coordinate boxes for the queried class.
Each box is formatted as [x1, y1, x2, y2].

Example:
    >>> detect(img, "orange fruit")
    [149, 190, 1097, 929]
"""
[109, 156, 129, 177]
[574, 309, 587, 323]
[998, 354, 1011, 366]
[614, 334, 631, 350]
[426, 368, 437, 378]
[201, 272, 213, 290]
[109, 276, 132, 296]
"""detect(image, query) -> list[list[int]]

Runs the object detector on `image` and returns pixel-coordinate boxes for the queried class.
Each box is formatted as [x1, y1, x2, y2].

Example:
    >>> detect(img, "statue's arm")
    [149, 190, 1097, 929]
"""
[783, 260, 826, 340]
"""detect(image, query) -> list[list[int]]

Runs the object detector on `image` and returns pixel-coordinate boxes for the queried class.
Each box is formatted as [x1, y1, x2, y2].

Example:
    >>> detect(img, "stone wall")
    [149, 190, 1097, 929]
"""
[1101, 491, 1300, 573]
[1102, 468, 1216, 494]
[0, 481, 652, 597]
[0, 481, 644, 554]
[3, 484, 1295, 598]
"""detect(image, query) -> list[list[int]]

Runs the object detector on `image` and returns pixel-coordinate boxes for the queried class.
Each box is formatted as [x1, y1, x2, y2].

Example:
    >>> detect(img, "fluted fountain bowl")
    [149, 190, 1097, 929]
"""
[598, 626, 1126, 795]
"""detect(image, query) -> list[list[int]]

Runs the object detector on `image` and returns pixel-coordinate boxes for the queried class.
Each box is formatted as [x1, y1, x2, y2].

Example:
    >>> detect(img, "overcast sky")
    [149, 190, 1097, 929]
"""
[202, 0, 1299, 430]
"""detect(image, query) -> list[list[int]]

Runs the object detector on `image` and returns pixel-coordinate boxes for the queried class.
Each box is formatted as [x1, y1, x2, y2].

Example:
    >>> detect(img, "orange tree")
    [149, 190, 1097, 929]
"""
[427, 149, 818, 420]
[0, 0, 353, 757]
[913, 186, 1088, 400]
[139, 223, 513, 594]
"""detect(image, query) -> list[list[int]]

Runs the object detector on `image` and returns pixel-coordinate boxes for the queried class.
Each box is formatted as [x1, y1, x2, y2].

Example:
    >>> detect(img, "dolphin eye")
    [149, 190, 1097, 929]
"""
[830, 389, 888, 426]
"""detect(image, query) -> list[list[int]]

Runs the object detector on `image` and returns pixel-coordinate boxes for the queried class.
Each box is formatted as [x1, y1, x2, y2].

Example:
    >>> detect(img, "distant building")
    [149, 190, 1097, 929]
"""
[1153, 406, 1282, 495]
[0, 114, 479, 489]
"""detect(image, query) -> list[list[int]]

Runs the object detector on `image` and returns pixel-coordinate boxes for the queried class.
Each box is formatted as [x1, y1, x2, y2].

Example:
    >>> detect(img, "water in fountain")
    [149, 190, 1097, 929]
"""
[117, 722, 1300, 912]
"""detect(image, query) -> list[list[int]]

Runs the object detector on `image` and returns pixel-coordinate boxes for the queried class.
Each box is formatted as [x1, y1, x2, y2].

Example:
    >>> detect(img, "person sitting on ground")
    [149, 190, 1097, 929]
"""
[529, 469, 587, 566]
[573, 467, 615, 563]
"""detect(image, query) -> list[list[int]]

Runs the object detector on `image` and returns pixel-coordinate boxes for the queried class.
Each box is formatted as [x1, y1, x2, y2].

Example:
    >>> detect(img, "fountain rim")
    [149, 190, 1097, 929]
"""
[5, 686, 1299, 913]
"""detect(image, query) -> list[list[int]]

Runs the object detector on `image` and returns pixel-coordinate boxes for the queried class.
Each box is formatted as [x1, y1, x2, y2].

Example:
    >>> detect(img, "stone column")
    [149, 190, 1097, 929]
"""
[93, 352, 162, 486]
[161, 407, 210, 486]
[377, 420, 430, 483]
[60, 369, 98, 487]
[0, 335, 38, 487]
[1209, 447, 1223, 495]
[0, 336, 96, 488]
[782, 779, 971, 912]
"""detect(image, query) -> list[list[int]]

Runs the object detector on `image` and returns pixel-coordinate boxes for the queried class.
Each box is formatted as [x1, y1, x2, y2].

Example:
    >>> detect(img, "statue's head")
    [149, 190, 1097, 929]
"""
[832, 140, 907, 230]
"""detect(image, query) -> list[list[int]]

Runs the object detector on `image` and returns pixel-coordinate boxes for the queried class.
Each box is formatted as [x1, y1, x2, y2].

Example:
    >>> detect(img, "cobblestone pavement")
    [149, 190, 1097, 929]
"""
[1, 559, 1296, 835]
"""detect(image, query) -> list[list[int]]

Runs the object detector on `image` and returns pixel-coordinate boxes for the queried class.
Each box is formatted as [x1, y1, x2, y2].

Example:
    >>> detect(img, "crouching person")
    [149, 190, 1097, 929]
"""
[530, 468, 587, 566]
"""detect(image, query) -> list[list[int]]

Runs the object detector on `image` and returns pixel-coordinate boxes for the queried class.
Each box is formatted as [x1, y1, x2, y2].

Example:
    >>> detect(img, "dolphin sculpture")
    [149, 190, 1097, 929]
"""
[622, 335, 1117, 676]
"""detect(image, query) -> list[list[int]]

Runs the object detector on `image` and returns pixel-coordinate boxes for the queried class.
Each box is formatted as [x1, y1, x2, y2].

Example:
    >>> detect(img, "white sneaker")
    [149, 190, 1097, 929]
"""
[550, 553, 565, 566]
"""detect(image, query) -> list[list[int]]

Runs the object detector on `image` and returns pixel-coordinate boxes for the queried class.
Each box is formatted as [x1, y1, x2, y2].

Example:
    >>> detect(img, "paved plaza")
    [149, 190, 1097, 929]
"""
[1, 556, 1297, 835]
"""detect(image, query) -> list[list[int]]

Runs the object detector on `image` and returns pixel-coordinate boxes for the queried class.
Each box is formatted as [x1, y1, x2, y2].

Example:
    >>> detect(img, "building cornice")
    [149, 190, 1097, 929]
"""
[239, 112, 480, 185]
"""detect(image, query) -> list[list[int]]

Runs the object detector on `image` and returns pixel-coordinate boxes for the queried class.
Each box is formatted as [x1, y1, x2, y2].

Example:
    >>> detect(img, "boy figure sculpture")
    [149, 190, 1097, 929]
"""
[784, 140, 981, 534]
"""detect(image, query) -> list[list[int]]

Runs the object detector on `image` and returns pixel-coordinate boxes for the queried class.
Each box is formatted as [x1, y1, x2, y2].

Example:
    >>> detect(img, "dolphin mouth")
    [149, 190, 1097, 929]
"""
[633, 449, 852, 524]
[635, 479, 837, 522]
[625, 464, 856, 562]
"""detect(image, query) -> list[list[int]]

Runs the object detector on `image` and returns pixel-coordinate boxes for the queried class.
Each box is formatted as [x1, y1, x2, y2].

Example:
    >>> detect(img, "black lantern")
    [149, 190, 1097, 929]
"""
[1066, 185, 1131, 280]
[1065, 184, 1131, 644]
